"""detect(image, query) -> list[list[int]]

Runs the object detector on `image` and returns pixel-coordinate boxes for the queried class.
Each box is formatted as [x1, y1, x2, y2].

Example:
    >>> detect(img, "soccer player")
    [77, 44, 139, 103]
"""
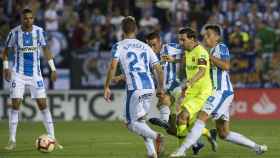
[146, 32, 182, 124]
[145, 32, 217, 154]
[166, 27, 213, 153]
[1, 8, 62, 150]
[104, 16, 165, 158]
[170, 25, 268, 157]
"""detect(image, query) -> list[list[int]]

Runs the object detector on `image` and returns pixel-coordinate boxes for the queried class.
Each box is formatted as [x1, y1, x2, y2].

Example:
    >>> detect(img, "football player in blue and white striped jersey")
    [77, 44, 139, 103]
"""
[104, 16, 165, 158]
[1, 8, 62, 150]
[146, 32, 183, 125]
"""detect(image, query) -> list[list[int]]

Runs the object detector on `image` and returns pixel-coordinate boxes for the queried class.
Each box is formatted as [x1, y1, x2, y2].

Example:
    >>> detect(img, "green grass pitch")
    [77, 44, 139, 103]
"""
[0, 120, 279, 158]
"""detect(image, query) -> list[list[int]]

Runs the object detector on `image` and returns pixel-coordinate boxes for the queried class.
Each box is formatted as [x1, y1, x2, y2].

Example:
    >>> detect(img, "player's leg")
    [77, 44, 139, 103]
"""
[5, 75, 25, 150]
[158, 94, 171, 122]
[176, 109, 189, 137]
[126, 91, 164, 157]
[5, 98, 22, 150]
[31, 76, 63, 149]
[31, 76, 55, 139]
[36, 98, 55, 138]
[170, 111, 209, 157]
[149, 89, 179, 134]
[176, 93, 206, 138]
[216, 117, 267, 154]
[170, 92, 216, 157]
[148, 94, 171, 130]
[144, 137, 157, 158]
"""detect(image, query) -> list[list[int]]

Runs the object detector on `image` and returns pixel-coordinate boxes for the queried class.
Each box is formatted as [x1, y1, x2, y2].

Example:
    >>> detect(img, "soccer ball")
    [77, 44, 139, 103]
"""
[35, 134, 55, 153]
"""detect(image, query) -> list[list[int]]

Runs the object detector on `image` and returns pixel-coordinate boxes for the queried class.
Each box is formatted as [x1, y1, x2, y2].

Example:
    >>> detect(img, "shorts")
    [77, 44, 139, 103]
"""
[180, 90, 211, 125]
[10, 72, 46, 99]
[202, 90, 234, 121]
[123, 90, 153, 124]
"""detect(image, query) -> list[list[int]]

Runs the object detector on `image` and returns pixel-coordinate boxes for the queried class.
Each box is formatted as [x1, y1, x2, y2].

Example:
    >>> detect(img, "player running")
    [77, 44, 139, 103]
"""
[170, 24, 268, 157]
[145, 31, 217, 155]
[104, 16, 165, 158]
[1, 8, 62, 150]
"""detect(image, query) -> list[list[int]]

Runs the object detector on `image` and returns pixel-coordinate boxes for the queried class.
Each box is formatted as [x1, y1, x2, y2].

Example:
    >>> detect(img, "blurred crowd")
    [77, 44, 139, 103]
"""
[0, 0, 280, 88]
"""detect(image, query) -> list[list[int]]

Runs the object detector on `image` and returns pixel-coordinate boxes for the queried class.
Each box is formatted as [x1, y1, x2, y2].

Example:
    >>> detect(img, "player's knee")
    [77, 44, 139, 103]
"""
[158, 95, 171, 107]
[178, 111, 188, 124]
[217, 129, 229, 139]
[37, 99, 47, 110]
[198, 111, 209, 122]
[11, 99, 21, 110]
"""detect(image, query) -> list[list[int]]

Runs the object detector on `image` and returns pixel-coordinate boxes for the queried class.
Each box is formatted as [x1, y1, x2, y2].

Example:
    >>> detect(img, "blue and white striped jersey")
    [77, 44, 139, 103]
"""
[5, 25, 47, 77]
[210, 43, 233, 92]
[112, 39, 159, 92]
[160, 43, 182, 91]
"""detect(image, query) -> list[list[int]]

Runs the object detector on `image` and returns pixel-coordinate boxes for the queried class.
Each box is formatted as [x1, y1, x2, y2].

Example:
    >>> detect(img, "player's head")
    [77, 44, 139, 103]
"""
[203, 24, 222, 47]
[121, 16, 137, 36]
[146, 31, 162, 54]
[178, 27, 197, 50]
[21, 8, 34, 29]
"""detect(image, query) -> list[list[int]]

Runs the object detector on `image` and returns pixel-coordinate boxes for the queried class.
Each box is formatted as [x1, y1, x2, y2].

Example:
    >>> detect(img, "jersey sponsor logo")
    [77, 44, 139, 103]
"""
[186, 65, 197, 70]
[19, 46, 37, 52]
[253, 93, 277, 114]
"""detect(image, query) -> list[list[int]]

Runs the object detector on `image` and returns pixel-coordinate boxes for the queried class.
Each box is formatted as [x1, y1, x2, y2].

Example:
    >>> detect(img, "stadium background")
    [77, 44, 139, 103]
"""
[0, 0, 279, 157]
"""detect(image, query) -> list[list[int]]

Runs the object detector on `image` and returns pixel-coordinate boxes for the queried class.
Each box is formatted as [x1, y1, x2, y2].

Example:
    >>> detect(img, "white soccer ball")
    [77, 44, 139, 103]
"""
[35, 134, 56, 153]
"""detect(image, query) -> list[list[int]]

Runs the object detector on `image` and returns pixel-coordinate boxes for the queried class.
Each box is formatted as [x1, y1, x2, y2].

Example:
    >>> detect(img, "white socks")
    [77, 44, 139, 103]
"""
[144, 137, 156, 156]
[181, 119, 205, 150]
[225, 131, 257, 150]
[41, 108, 55, 139]
[159, 105, 170, 122]
[128, 120, 158, 140]
[9, 109, 19, 142]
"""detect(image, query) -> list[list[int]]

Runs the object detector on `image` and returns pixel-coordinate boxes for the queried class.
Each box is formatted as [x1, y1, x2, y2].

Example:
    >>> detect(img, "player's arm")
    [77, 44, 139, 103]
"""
[153, 63, 164, 98]
[210, 45, 230, 70]
[210, 55, 230, 70]
[187, 66, 206, 87]
[2, 31, 15, 81]
[104, 43, 120, 102]
[183, 57, 207, 89]
[1, 47, 11, 81]
[161, 55, 181, 63]
[104, 59, 118, 102]
[42, 47, 57, 81]
[149, 46, 164, 98]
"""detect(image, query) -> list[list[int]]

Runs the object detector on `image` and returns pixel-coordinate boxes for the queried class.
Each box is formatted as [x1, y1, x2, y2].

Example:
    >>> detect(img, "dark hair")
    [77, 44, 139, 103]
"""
[121, 16, 136, 34]
[146, 31, 160, 41]
[22, 8, 33, 15]
[178, 27, 197, 39]
[205, 24, 222, 36]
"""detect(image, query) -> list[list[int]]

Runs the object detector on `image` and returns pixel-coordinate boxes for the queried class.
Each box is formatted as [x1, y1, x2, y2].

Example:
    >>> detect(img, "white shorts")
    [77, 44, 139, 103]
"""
[202, 90, 234, 121]
[123, 90, 153, 124]
[10, 72, 46, 99]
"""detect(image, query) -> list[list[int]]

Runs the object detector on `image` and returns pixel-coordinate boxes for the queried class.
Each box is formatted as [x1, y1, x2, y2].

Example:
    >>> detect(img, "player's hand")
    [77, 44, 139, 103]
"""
[180, 87, 186, 97]
[112, 75, 125, 84]
[50, 71, 57, 81]
[104, 87, 112, 102]
[175, 96, 184, 113]
[3, 69, 11, 82]
[161, 55, 175, 62]
[156, 88, 165, 99]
